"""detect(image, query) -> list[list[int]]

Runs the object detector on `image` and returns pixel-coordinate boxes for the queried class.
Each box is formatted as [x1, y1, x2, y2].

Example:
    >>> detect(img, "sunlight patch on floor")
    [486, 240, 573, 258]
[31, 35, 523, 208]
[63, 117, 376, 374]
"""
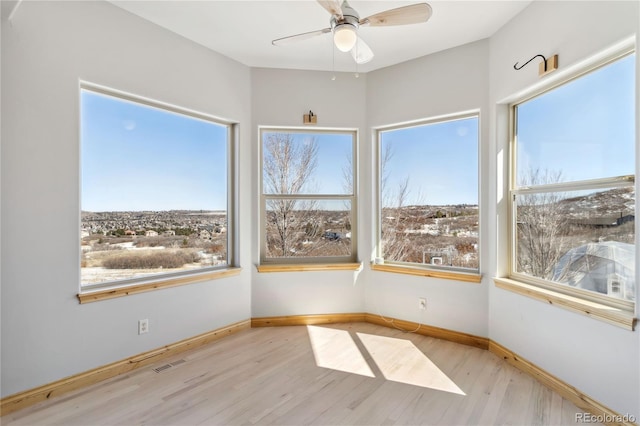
[357, 332, 465, 395]
[307, 325, 375, 377]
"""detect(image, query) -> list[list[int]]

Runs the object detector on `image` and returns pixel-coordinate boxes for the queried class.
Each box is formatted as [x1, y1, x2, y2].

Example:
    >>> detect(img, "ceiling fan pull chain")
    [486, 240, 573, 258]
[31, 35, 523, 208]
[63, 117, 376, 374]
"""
[331, 41, 337, 81]
[354, 37, 359, 78]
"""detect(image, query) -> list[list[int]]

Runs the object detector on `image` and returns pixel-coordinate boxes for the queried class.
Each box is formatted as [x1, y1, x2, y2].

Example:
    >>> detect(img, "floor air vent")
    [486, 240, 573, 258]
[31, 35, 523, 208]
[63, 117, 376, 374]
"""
[153, 364, 172, 373]
[152, 359, 186, 373]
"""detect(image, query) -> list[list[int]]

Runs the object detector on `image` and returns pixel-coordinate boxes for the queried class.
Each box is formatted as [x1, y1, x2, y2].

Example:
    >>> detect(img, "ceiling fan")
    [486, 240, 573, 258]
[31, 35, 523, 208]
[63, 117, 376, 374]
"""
[272, 0, 433, 65]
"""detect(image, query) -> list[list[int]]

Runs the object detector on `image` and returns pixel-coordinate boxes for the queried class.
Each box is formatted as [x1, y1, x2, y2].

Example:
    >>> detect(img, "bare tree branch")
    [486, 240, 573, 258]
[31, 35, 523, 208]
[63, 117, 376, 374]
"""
[516, 168, 568, 279]
[263, 133, 318, 256]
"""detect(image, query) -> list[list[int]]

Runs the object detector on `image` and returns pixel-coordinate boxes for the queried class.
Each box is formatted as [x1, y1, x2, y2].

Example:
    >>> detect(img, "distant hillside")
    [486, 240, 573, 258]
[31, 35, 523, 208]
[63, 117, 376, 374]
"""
[560, 187, 634, 220]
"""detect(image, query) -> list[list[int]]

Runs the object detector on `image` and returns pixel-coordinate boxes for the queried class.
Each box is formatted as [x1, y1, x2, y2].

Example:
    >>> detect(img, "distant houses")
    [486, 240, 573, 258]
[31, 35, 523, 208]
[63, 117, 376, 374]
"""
[80, 211, 228, 241]
[569, 214, 635, 228]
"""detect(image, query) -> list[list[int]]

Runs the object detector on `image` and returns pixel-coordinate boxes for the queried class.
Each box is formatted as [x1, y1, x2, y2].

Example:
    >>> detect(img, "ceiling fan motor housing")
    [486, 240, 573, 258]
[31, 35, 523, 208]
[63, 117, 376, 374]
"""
[330, 0, 360, 33]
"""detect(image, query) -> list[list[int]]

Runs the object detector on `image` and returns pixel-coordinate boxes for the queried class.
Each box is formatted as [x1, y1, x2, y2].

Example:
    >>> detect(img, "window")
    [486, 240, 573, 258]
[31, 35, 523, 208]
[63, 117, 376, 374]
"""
[375, 114, 480, 275]
[80, 85, 235, 290]
[260, 128, 357, 264]
[510, 52, 635, 308]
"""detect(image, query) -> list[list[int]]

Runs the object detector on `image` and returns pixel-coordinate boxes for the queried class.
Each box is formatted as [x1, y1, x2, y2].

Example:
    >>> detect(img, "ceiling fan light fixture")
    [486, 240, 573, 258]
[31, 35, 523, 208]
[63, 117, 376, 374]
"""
[273, 1, 432, 66]
[333, 24, 357, 52]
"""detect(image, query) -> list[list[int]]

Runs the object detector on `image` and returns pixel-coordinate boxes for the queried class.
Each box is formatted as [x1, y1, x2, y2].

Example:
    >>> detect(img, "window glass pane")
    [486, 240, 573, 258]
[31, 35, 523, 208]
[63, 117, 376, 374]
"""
[516, 54, 635, 184]
[265, 199, 352, 258]
[512, 52, 636, 307]
[380, 116, 479, 270]
[515, 186, 635, 301]
[262, 132, 353, 195]
[81, 89, 228, 286]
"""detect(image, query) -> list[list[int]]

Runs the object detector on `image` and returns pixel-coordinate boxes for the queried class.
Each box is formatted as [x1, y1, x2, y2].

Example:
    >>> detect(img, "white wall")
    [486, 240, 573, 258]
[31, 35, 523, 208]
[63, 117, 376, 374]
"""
[364, 40, 491, 337]
[488, 1, 640, 418]
[1, 1, 252, 397]
[250, 68, 368, 317]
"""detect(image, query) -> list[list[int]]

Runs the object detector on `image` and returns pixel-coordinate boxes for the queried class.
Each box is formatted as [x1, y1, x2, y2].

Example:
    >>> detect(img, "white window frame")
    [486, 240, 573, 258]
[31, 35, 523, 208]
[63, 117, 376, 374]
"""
[508, 50, 636, 313]
[374, 112, 481, 277]
[259, 127, 358, 265]
[79, 82, 238, 295]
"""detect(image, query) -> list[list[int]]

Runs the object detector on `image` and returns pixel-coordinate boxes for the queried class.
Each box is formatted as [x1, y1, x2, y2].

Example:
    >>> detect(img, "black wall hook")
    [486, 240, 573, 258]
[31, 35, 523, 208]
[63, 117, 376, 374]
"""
[514, 54, 548, 71]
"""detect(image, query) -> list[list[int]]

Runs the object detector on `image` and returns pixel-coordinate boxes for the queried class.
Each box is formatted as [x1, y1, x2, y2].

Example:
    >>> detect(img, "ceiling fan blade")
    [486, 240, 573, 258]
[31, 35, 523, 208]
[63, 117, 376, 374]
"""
[272, 28, 331, 46]
[360, 3, 432, 27]
[316, 0, 343, 19]
[351, 37, 374, 64]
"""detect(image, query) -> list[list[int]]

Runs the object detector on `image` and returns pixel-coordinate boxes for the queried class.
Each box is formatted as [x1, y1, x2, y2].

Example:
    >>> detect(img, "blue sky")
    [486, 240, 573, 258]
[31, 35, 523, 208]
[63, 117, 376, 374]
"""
[381, 117, 479, 206]
[516, 53, 635, 184]
[82, 52, 634, 212]
[262, 131, 353, 196]
[81, 89, 228, 211]
[263, 123, 479, 208]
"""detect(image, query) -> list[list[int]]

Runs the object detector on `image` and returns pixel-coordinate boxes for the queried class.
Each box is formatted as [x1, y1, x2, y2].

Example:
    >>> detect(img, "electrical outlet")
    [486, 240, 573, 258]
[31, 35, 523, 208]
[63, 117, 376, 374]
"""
[138, 319, 149, 334]
[418, 298, 427, 310]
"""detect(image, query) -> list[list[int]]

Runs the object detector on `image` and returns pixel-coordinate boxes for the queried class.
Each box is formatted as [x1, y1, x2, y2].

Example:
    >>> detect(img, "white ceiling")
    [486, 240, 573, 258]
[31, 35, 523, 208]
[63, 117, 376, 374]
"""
[110, 0, 532, 73]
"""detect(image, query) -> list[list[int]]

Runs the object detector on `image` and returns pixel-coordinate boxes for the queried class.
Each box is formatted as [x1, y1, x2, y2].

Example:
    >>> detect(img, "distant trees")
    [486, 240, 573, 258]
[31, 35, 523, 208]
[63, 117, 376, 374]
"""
[381, 176, 413, 262]
[263, 133, 318, 256]
[174, 227, 194, 236]
[304, 221, 321, 238]
[378, 143, 481, 268]
[379, 143, 421, 262]
[102, 250, 199, 269]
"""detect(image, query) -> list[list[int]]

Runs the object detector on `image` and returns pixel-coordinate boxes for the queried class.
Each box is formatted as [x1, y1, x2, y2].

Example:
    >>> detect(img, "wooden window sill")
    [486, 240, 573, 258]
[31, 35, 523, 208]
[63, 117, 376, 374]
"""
[494, 277, 636, 330]
[256, 263, 362, 273]
[77, 268, 242, 304]
[371, 263, 482, 283]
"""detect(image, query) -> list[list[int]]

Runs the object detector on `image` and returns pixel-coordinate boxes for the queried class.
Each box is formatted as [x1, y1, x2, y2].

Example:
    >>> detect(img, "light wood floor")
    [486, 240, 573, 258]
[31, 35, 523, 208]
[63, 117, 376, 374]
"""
[2, 322, 597, 425]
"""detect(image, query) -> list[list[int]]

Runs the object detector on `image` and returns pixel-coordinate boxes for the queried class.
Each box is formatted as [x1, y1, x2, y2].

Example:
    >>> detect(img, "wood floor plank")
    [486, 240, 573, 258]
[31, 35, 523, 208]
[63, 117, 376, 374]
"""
[1, 323, 599, 426]
[437, 350, 503, 425]
[494, 369, 536, 425]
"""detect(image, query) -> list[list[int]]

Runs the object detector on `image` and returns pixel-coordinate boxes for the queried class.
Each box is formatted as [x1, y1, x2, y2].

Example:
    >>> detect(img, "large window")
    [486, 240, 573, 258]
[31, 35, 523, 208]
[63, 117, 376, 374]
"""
[510, 52, 636, 308]
[80, 85, 234, 289]
[376, 114, 480, 274]
[260, 128, 357, 264]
